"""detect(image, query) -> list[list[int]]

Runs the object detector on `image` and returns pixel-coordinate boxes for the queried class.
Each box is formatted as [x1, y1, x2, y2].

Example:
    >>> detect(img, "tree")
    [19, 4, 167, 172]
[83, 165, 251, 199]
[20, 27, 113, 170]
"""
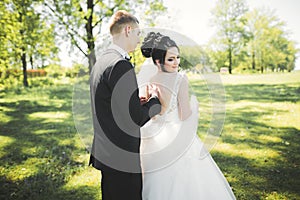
[45, 0, 166, 73]
[209, 2, 298, 74]
[0, 0, 16, 73]
[179, 45, 209, 71]
[207, 38, 231, 72]
[1, 0, 58, 87]
[245, 8, 298, 73]
[244, 8, 261, 71]
[211, 0, 248, 74]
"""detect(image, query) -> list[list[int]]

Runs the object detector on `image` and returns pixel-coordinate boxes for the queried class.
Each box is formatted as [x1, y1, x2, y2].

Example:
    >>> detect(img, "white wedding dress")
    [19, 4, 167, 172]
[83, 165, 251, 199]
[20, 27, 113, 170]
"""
[138, 64, 236, 200]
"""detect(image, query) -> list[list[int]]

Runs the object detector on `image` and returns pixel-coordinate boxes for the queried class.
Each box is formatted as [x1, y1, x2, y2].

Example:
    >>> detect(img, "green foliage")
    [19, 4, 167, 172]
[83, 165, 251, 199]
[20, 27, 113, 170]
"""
[142, 0, 167, 27]
[43, 63, 85, 79]
[45, 0, 167, 72]
[210, 0, 249, 73]
[44, 64, 66, 78]
[243, 8, 298, 73]
[0, 0, 59, 87]
[208, 0, 298, 74]
[205, 42, 229, 72]
[0, 75, 23, 90]
[179, 45, 209, 70]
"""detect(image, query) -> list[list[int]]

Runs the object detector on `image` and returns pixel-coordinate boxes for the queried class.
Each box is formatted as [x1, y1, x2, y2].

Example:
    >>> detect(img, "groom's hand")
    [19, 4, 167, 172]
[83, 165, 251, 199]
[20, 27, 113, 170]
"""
[140, 96, 148, 105]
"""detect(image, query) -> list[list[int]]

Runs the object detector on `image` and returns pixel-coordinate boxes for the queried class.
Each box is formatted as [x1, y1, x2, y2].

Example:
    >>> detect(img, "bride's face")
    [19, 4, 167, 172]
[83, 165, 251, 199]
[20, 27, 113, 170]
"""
[163, 47, 180, 73]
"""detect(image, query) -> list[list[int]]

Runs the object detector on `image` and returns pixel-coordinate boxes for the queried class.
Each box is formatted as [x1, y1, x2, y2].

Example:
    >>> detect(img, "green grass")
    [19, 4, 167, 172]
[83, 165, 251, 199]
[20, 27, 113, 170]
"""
[190, 71, 300, 200]
[0, 81, 101, 200]
[0, 71, 299, 199]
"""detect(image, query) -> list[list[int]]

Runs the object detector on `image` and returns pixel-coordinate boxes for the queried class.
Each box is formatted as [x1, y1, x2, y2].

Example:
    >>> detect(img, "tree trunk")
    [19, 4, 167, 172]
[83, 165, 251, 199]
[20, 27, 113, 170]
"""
[18, 10, 28, 87]
[228, 47, 232, 74]
[88, 51, 96, 73]
[30, 55, 34, 69]
[22, 48, 29, 87]
[260, 57, 264, 73]
[86, 0, 96, 73]
[252, 50, 255, 70]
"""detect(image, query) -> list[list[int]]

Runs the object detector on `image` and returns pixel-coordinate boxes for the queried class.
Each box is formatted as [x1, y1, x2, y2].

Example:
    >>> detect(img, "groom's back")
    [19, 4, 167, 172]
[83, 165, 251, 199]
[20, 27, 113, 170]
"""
[89, 49, 142, 172]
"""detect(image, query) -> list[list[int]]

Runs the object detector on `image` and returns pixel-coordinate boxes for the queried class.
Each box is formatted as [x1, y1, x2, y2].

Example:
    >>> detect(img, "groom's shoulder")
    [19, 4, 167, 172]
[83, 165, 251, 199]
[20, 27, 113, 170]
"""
[100, 49, 123, 63]
[93, 49, 124, 71]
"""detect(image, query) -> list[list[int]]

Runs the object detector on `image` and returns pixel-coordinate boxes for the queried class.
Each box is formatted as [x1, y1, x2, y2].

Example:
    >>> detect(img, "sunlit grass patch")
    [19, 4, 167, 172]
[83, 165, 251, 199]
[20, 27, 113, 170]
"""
[5, 158, 43, 181]
[213, 142, 281, 162]
[264, 191, 292, 200]
[0, 136, 15, 158]
[33, 129, 58, 135]
[0, 104, 14, 123]
[28, 111, 70, 123]
[0, 136, 15, 148]
[257, 135, 283, 143]
[257, 102, 300, 129]
[63, 167, 100, 189]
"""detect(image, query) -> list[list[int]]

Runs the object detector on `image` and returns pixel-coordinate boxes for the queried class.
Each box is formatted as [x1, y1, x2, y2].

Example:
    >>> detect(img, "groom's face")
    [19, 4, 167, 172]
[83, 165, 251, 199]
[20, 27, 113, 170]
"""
[126, 23, 141, 52]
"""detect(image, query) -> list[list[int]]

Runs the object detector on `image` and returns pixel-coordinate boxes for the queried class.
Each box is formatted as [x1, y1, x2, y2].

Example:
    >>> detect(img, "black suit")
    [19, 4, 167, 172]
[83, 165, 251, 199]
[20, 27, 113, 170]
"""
[89, 48, 161, 200]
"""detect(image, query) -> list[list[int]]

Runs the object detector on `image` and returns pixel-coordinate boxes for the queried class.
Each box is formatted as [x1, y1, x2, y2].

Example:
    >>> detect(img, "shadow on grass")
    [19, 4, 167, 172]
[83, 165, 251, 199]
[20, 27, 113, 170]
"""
[1, 80, 299, 200]
[215, 123, 300, 199]
[190, 82, 300, 199]
[0, 85, 99, 200]
[225, 83, 300, 103]
[0, 174, 100, 200]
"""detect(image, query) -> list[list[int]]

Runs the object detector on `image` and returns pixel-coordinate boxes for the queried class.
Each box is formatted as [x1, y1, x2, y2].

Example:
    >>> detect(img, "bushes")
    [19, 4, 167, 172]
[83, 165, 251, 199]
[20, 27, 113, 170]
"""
[0, 69, 22, 79]
[27, 69, 47, 77]
[0, 69, 47, 78]
[0, 64, 87, 89]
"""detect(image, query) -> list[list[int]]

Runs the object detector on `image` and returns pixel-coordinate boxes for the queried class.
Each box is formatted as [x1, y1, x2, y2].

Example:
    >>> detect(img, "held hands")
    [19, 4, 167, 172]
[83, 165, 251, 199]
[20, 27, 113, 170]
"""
[140, 84, 160, 105]
[140, 96, 148, 105]
[147, 84, 160, 99]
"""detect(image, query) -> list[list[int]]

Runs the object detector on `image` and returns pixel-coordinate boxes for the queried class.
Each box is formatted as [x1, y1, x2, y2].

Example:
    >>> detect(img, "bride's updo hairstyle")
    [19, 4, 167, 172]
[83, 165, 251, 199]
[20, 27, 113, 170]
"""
[141, 32, 179, 68]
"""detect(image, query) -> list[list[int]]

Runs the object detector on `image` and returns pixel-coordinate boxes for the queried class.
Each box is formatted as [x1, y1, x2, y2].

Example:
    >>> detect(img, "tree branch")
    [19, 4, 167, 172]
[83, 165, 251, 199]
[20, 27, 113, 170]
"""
[44, 2, 88, 57]
[94, 0, 101, 5]
[92, 17, 103, 29]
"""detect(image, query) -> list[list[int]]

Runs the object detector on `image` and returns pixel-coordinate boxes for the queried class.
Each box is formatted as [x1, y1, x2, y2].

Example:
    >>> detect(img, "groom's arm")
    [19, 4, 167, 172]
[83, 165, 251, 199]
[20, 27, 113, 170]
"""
[108, 60, 161, 127]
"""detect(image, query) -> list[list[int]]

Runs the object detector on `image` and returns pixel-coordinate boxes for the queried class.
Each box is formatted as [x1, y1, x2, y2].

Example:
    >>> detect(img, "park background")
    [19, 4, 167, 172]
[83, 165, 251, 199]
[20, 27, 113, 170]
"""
[0, 0, 299, 199]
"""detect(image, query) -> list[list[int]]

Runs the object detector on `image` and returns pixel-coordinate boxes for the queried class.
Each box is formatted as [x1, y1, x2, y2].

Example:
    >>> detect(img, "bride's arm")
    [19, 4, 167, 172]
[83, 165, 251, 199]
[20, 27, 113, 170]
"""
[177, 74, 192, 120]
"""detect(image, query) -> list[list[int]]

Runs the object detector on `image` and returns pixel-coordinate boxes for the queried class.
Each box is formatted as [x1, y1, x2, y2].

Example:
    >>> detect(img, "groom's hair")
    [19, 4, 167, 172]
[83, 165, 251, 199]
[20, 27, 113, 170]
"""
[109, 10, 139, 35]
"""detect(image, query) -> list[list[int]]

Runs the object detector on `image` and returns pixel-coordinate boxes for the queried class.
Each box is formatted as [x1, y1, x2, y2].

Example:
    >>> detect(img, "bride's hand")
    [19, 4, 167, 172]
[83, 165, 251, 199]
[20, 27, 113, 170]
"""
[147, 84, 160, 99]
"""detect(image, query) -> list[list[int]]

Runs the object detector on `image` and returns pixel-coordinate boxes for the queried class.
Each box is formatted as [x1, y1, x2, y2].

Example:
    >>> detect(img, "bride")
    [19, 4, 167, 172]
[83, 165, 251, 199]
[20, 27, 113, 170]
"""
[138, 32, 236, 200]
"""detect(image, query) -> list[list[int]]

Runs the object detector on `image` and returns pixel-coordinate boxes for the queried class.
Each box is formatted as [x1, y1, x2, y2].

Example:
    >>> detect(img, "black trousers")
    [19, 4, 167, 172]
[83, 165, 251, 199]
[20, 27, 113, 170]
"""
[101, 170, 142, 200]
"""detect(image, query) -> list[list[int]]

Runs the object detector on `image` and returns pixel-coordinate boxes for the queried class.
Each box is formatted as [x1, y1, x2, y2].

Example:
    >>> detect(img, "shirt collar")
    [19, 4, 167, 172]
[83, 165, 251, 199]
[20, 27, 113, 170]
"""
[108, 44, 131, 60]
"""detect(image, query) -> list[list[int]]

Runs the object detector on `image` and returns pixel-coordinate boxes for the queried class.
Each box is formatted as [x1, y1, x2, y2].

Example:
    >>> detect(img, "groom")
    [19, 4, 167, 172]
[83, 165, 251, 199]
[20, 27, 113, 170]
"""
[89, 10, 161, 200]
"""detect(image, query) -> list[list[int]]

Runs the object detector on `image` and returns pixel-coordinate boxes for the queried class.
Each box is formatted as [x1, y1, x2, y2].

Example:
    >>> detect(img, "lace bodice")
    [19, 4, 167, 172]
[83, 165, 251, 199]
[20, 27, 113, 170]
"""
[140, 72, 183, 139]
[154, 72, 183, 122]
[140, 69, 200, 174]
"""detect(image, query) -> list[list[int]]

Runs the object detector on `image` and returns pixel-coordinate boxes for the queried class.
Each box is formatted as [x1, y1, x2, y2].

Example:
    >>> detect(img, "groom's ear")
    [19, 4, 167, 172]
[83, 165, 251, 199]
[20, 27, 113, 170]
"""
[124, 25, 132, 37]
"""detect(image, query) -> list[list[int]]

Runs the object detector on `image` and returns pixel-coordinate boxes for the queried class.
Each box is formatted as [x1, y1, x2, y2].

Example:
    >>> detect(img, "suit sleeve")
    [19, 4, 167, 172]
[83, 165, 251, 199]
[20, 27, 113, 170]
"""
[108, 60, 161, 127]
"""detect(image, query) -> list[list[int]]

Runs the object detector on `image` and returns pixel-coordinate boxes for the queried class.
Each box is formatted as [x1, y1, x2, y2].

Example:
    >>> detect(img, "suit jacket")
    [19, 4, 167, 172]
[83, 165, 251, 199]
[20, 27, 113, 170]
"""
[89, 48, 161, 173]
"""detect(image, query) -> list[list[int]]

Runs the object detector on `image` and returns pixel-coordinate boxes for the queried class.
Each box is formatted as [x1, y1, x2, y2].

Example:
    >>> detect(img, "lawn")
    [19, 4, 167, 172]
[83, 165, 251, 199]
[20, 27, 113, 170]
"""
[190, 71, 300, 200]
[0, 79, 101, 200]
[0, 71, 299, 200]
